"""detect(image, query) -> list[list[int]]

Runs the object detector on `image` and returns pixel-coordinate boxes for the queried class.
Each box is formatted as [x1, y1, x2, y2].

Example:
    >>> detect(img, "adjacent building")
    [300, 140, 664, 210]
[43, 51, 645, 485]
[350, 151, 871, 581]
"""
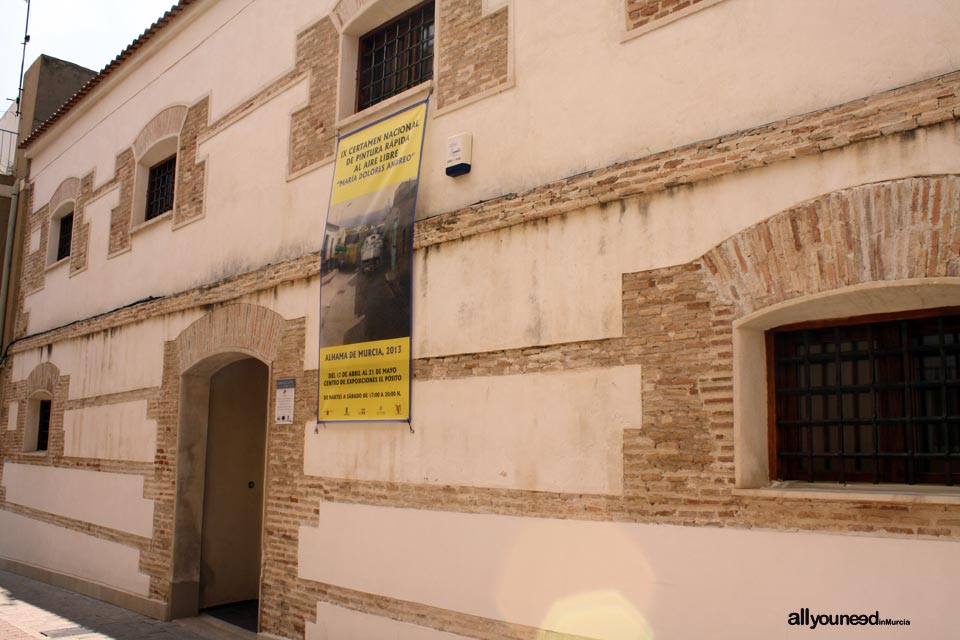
[1, 1, 959, 638]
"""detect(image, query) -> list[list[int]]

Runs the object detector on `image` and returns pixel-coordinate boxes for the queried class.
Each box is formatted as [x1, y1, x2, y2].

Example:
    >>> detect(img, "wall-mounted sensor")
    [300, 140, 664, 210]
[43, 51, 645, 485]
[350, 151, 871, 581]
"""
[445, 133, 472, 177]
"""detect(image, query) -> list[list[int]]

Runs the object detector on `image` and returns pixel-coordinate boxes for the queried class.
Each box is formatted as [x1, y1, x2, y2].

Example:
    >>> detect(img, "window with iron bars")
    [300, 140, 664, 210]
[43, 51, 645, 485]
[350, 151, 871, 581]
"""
[771, 309, 960, 486]
[56, 212, 73, 262]
[356, 1, 434, 112]
[146, 154, 176, 221]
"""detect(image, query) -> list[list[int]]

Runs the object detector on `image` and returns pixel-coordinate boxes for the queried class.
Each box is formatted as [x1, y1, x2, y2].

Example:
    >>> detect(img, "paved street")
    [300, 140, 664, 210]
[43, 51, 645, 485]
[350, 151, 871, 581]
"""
[0, 570, 250, 639]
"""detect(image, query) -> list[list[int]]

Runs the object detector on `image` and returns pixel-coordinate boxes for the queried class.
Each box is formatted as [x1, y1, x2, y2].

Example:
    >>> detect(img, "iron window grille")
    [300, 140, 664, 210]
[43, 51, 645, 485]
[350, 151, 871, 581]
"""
[36, 399, 51, 452]
[356, 1, 434, 112]
[56, 212, 73, 262]
[771, 309, 960, 486]
[146, 154, 176, 221]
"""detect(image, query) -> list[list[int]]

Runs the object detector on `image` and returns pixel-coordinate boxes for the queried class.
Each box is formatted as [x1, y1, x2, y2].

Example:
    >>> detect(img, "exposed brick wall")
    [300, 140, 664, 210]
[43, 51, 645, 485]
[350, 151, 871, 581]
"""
[172, 99, 208, 227]
[416, 69, 960, 250]
[625, 0, 715, 32]
[176, 303, 286, 371]
[26, 362, 60, 394]
[107, 149, 135, 256]
[437, 0, 510, 110]
[69, 175, 92, 274]
[20, 200, 47, 296]
[289, 18, 339, 173]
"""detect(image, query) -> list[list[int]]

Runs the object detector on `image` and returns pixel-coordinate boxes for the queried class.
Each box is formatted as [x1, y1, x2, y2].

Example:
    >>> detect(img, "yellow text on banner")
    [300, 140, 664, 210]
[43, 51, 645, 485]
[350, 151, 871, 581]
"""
[331, 103, 427, 206]
[319, 337, 410, 421]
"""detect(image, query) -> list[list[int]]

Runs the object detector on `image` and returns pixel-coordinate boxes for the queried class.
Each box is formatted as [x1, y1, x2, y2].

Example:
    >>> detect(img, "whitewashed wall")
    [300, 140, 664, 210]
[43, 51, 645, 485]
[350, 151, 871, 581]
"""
[0, 510, 150, 595]
[2, 463, 154, 537]
[302, 502, 957, 640]
[305, 366, 641, 493]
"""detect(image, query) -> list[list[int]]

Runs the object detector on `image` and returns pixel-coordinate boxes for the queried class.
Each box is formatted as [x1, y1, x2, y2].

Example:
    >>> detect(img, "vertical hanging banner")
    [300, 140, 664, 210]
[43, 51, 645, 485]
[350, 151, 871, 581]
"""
[318, 101, 427, 422]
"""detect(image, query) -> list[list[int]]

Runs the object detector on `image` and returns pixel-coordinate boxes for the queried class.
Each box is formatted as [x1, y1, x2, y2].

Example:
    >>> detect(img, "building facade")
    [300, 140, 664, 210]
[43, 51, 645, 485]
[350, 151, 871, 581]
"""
[2, 0, 960, 638]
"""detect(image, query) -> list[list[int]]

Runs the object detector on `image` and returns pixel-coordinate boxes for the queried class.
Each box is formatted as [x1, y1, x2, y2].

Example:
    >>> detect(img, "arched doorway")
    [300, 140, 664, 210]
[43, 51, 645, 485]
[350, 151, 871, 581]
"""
[170, 352, 269, 632]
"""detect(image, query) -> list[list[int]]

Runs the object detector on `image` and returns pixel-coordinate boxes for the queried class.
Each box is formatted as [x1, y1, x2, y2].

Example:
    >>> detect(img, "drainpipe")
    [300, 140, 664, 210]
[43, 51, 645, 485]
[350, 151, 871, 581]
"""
[0, 178, 21, 358]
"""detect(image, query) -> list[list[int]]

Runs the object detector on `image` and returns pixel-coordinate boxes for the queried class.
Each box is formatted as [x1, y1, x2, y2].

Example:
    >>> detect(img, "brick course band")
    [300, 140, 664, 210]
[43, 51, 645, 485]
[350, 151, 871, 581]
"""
[414, 69, 960, 250]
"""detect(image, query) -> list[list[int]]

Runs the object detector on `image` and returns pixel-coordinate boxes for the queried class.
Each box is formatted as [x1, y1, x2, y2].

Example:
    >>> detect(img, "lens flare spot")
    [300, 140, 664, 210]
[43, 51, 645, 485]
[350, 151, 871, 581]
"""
[536, 590, 653, 640]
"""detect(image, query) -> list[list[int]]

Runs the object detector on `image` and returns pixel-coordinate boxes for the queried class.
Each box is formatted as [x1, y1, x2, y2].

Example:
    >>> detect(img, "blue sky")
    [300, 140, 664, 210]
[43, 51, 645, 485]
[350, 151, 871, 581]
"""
[1, 0, 177, 116]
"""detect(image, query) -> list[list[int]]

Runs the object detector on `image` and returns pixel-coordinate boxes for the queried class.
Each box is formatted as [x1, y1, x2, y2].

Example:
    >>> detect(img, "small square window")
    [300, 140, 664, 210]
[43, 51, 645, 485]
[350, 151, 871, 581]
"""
[356, 1, 435, 112]
[56, 212, 73, 262]
[146, 154, 176, 221]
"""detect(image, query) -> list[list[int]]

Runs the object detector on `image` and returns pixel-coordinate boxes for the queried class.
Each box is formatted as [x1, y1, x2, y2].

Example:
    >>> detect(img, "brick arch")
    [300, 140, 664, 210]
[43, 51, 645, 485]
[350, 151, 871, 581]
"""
[132, 105, 188, 160]
[701, 175, 960, 316]
[175, 303, 286, 374]
[26, 362, 60, 396]
[48, 177, 79, 214]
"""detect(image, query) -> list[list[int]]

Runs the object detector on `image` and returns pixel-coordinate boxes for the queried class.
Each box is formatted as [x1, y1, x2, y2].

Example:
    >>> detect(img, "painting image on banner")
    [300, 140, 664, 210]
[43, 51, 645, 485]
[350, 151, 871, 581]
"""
[319, 102, 426, 422]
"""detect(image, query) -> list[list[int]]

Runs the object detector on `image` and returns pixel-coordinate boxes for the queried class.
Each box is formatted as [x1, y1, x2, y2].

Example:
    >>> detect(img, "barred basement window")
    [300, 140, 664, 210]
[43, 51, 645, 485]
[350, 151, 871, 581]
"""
[145, 154, 176, 221]
[771, 309, 960, 486]
[56, 212, 73, 262]
[356, 1, 434, 111]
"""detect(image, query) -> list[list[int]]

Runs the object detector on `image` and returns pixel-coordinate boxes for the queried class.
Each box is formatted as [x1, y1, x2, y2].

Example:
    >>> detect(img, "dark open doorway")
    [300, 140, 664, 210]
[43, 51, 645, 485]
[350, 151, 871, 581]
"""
[171, 354, 268, 634]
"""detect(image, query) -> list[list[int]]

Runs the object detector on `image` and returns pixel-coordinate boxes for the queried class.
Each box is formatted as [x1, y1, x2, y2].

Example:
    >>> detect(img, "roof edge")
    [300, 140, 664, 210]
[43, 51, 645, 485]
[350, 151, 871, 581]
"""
[20, 0, 198, 151]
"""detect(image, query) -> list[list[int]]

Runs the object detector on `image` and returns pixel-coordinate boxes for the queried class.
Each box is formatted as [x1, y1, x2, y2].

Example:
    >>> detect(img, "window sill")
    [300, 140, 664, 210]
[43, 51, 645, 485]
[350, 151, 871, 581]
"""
[44, 257, 69, 273]
[733, 482, 960, 505]
[336, 81, 433, 134]
[21, 450, 49, 458]
[131, 210, 172, 236]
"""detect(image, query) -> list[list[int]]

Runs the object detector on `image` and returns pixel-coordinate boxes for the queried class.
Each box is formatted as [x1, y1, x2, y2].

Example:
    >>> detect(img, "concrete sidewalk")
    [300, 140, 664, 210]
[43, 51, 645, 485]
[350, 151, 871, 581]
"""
[0, 570, 251, 639]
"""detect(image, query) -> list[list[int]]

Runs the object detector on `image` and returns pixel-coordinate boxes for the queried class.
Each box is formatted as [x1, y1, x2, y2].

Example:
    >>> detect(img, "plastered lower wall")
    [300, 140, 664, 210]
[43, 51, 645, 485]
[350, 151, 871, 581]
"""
[0, 510, 150, 596]
[300, 501, 959, 640]
[2, 463, 154, 537]
[63, 400, 157, 462]
[305, 365, 640, 494]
